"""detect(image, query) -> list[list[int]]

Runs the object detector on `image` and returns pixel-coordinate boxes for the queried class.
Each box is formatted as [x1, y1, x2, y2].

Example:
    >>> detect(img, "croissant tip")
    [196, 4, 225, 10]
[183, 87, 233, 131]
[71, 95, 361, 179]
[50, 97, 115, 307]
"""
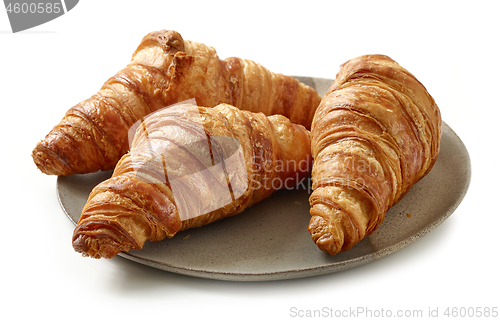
[32, 140, 73, 176]
[315, 235, 341, 255]
[32, 144, 56, 175]
[72, 234, 125, 259]
[308, 215, 342, 255]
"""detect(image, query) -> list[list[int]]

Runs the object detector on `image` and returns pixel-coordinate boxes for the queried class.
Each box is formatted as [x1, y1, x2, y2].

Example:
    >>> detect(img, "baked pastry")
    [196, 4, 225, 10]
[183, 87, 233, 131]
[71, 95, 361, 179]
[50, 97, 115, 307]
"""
[32, 30, 321, 176]
[72, 102, 312, 259]
[308, 54, 442, 255]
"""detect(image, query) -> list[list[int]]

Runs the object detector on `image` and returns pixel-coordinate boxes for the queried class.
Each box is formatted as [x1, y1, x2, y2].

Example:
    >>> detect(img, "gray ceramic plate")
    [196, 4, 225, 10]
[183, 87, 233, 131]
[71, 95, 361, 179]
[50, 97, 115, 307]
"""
[57, 77, 471, 281]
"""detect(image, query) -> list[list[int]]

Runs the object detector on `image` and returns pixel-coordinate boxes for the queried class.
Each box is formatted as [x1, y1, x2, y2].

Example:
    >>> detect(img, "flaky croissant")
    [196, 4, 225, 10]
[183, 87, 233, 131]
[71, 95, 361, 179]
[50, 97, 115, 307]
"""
[72, 102, 311, 259]
[32, 30, 321, 176]
[308, 54, 442, 255]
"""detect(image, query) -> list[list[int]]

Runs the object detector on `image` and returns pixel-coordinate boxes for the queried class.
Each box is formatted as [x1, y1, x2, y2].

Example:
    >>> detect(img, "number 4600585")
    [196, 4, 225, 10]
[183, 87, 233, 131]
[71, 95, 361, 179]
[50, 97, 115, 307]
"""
[6, 2, 62, 14]
[444, 307, 498, 318]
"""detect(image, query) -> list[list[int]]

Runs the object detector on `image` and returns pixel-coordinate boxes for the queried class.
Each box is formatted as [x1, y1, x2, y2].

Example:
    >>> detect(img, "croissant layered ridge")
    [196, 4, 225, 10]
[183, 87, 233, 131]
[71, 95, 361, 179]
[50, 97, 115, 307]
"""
[308, 54, 442, 255]
[32, 30, 321, 176]
[73, 102, 312, 259]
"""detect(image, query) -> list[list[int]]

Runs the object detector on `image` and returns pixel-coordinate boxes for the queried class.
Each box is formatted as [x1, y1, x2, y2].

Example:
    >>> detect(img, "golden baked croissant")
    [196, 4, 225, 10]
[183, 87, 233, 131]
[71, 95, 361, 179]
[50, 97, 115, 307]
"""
[72, 102, 311, 259]
[308, 54, 442, 255]
[32, 30, 321, 176]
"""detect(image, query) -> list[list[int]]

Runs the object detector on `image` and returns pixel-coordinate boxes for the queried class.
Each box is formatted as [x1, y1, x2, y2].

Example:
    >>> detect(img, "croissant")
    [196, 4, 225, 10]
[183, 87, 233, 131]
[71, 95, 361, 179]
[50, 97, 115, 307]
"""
[72, 102, 312, 259]
[308, 54, 442, 255]
[32, 30, 321, 176]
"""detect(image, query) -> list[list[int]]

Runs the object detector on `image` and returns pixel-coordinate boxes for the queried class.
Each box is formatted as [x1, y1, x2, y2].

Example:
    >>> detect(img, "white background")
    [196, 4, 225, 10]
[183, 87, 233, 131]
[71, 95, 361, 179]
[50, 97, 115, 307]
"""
[1, 1, 498, 320]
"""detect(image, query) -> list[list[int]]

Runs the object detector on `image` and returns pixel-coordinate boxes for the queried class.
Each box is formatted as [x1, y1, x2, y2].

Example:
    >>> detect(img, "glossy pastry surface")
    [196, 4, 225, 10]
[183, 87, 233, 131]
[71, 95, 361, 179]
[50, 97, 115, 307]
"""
[309, 54, 442, 255]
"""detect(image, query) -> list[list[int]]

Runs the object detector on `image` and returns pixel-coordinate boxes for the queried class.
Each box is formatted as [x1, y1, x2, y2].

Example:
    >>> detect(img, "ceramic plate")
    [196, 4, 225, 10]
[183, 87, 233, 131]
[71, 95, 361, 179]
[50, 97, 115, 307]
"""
[57, 77, 471, 281]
